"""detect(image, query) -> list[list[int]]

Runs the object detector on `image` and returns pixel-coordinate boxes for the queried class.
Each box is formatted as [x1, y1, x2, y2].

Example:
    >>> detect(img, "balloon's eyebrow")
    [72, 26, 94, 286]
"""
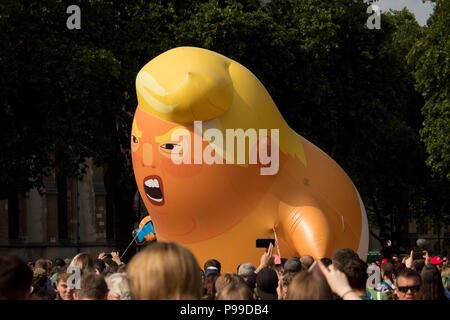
[155, 126, 189, 143]
[132, 119, 142, 139]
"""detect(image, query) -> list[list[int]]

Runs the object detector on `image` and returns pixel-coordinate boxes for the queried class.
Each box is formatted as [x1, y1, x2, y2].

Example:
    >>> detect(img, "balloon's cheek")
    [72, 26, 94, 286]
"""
[161, 157, 203, 178]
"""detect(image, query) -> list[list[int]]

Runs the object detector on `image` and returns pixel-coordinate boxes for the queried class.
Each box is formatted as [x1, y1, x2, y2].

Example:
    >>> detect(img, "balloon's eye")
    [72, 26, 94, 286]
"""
[161, 143, 177, 150]
[132, 135, 138, 144]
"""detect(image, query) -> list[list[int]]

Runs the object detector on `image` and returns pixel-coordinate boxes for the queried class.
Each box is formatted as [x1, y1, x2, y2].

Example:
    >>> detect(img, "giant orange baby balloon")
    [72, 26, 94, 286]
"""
[131, 47, 369, 272]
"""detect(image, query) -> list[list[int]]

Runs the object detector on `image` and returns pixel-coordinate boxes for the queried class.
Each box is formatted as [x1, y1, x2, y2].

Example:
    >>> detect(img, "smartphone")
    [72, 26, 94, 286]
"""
[104, 253, 112, 259]
[256, 238, 275, 248]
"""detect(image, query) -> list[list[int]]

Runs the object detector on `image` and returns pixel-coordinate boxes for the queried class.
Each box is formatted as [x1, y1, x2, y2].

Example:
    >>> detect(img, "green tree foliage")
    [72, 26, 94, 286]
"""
[408, 0, 450, 181]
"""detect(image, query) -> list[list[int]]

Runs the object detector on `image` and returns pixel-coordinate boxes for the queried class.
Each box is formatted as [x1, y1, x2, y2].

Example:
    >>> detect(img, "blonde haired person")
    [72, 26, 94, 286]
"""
[127, 242, 202, 299]
[214, 273, 244, 297]
[69, 253, 96, 275]
[286, 270, 334, 300]
[217, 283, 254, 300]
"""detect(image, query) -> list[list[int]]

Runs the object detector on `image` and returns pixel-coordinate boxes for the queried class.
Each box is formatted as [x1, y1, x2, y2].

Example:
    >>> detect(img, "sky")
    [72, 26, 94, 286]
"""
[371, 0, 435, 26]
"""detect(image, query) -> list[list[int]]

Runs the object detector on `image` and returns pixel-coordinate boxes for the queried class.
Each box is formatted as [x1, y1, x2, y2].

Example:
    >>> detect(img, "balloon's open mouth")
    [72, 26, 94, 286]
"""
[143, 175, 164, 206]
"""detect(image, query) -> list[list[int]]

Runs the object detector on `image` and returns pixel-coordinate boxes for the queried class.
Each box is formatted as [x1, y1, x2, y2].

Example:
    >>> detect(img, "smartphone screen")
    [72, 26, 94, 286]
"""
[256, 238, 275, 248]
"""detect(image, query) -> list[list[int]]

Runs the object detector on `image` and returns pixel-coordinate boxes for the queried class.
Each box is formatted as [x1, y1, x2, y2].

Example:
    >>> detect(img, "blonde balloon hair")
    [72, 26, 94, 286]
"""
[135, 46, 306, 167]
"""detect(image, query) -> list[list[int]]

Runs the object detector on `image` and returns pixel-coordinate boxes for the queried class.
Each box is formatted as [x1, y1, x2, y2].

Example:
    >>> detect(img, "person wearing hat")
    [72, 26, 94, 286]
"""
[238, 263, 256, 283]
[256, 267, 278, 300]
[204, 266, 220, 278]
[429, 256, 444, 271]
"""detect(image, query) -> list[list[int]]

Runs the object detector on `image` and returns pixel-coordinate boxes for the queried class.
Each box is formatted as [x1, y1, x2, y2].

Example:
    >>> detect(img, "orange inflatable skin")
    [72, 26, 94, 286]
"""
[131, 47, 369, 272]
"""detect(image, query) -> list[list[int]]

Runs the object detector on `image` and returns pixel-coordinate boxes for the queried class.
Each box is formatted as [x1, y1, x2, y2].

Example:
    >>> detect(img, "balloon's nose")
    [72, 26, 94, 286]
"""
[143, 142, 154, 167]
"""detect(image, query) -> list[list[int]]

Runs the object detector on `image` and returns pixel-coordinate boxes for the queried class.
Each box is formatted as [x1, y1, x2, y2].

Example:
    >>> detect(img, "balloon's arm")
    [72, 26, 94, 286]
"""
[278, 200, 334, 259]
[135, 221, 156, 244]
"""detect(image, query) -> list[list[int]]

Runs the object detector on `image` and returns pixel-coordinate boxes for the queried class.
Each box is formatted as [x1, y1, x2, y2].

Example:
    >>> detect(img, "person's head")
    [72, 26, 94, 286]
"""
[127, 241, 202, 299]
[429, 256, 445, 271]
[256, 267, 278, 300]
[300, 255, 314, 270]
[342, 258, 368, 293]
[277, 271, 296, 300]
[411, 259, 425, 274]
[393, 260, 404, 277]
[104, 259, 119, 274]
[203, 273, 219, 299]
[54, 258, 66, 268]
[70, 253, 95, 274]
[74, 273, 108, 300]
[381, 262, 394, 281]
[203, 265, 220, 279]
[283, 257, 303, 273]
[105, 273, 131, 300]
[421, 265, 446, 300]
[286, 270, 333, 300]
[392, 255, 399, 262]
[217, 283, 253, 300]
[117, 263, 127, 273]
[215, 273, 244, 296]
[94, 259, 106, 275]
[204, 259, 221, 275]
[396, 268, 423, 300]
[34, 258, 51, 275]
[0, 254, 33, 300]
[54, 266, 75, 300]
[238, 263, 256, 280]
[332, 248, 359, 272]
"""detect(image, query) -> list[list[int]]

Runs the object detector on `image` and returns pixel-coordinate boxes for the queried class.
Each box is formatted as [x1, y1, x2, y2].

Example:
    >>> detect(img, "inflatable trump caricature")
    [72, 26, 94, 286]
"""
[131, 47, 369, 271]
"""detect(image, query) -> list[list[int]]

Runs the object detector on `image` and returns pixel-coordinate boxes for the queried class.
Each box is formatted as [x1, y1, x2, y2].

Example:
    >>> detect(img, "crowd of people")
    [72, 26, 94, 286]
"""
[0, 241, 448, 300]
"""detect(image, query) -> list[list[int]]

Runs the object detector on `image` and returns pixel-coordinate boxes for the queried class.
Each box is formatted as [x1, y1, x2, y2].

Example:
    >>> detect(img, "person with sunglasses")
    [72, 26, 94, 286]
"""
[395, 268, 423, 300]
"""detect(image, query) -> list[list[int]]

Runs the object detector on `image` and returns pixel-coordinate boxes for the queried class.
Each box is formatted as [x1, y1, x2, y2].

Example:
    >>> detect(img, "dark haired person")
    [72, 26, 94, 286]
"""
[54, 258, 66, 268]
[204, 259, 221, 276]
[421, 265, 446, 300]
[73, 273, 108, 300]
[396, 268, 423, 300]
[0, 254, 33, 300]
[342, 258, 371, 300]
[332, 248, 359, 272]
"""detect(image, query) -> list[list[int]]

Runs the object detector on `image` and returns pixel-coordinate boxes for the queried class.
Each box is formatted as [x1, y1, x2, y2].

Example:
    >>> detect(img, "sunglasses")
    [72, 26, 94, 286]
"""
[397, 285, 421, 293]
